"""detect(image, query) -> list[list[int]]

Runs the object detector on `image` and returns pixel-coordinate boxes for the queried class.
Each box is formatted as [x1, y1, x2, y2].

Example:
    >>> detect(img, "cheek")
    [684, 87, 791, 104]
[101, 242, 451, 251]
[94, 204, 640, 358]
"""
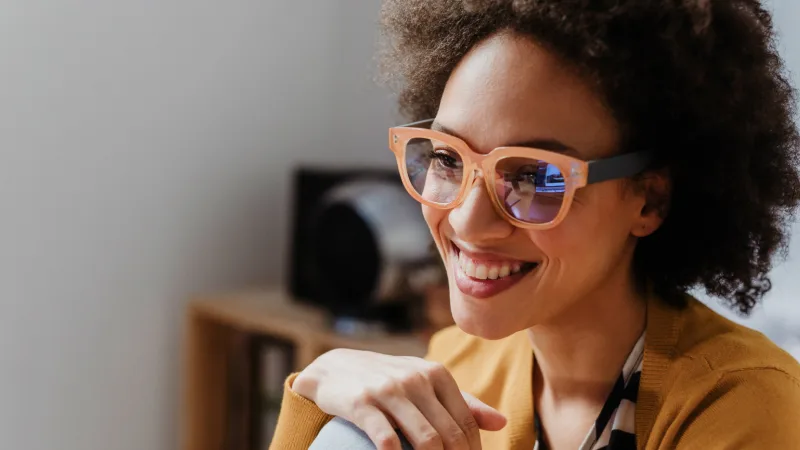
[529, 185, 634, 274]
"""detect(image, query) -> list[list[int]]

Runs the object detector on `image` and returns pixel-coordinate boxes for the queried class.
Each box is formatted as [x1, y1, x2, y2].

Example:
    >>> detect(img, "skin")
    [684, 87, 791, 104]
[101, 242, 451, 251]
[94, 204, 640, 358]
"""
[296, 31, 666, 450]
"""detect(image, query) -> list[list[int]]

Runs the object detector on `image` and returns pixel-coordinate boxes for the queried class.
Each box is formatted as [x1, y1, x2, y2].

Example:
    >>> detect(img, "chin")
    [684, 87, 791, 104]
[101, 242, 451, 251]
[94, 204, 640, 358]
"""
[448, 288, 522, 340]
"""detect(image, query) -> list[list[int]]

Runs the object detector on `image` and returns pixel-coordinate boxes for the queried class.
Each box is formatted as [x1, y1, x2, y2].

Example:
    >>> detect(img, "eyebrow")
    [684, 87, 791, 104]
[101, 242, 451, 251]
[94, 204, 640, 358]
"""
[431, 121, 576, 154]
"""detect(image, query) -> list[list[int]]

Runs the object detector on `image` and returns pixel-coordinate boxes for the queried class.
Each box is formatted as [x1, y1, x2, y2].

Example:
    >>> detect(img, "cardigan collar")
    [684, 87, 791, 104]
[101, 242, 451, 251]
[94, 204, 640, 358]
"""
[635, 294, 683, 448]
[512, 293, 684, 450]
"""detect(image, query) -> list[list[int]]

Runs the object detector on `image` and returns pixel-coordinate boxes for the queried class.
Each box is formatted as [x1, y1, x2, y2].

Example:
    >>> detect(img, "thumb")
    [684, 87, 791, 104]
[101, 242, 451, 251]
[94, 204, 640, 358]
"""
[461, 391, 507, 431]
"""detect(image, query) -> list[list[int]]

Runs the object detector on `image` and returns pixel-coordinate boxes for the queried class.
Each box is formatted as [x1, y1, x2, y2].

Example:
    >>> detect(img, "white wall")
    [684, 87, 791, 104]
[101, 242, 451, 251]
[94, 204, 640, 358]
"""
[0, 2, 797, 450]
[0, 1, 392, 450]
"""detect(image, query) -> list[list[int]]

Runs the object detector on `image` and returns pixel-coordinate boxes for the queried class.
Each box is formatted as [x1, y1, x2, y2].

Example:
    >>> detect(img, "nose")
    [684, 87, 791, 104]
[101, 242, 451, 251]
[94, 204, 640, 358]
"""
[448, 173, 514, 243]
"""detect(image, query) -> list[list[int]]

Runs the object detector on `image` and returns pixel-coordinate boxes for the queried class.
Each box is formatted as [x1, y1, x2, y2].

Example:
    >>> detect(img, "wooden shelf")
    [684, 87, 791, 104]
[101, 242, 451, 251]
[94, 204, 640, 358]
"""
[180, 288, 428, 450]
[190, 289, 427, 364]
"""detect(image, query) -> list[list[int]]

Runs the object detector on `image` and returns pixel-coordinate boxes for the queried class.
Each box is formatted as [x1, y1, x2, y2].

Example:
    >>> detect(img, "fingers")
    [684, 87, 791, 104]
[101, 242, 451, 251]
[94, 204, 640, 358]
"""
[352, 404, 402, 450]
[425, 363, 485, 449]
[412, 390, 473, 450]
[460, 392, 507, 431]
[301, 351, 503, 450]
[381, 396, 444, 450]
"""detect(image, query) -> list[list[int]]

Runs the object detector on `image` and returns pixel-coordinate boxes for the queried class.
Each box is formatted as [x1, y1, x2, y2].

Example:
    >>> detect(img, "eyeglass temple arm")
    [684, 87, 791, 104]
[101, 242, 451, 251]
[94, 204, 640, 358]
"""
[397, 118, 435, 128]
[586, 150, 655, 185]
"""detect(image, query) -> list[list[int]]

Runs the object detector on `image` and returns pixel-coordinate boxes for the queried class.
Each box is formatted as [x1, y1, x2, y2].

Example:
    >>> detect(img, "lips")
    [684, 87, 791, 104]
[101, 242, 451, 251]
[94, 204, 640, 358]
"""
[450, 242, 538, 299]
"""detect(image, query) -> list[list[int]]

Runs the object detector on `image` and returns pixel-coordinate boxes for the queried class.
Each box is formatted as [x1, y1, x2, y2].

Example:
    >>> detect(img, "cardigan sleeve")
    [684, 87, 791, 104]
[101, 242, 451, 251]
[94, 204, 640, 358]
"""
[268, 373, 334, 450]
[666, 367, 800, 449]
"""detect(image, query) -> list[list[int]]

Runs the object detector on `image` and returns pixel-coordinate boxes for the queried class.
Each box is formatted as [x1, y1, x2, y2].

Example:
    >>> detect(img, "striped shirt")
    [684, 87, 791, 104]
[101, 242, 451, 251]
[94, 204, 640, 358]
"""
[533, 333, 645, 450]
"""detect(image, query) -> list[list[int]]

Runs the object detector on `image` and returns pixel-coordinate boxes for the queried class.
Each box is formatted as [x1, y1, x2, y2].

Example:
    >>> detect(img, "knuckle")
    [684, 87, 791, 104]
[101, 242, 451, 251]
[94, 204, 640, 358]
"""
[443, 426, 468, 448]
[399, 370, 430, 392]
[422, 361, 450, 381]
[417, 430, 444, 449]
[352, 389, 378, 409]
[349, 404, 372, 427]
[462, 414, 480, 433]
[374, 432, 401, 450]
[375, 379, 404, 398]
[355, 381, 402, 408]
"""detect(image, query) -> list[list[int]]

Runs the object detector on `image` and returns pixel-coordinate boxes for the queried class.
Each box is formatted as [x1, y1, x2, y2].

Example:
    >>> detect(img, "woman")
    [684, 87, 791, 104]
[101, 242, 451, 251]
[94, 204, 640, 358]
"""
[271, 1, 800, 449]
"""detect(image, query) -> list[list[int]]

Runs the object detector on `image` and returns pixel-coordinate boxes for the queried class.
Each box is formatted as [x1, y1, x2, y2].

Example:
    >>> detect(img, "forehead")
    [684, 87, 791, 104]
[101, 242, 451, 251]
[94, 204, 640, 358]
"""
[436, 32, 619, 158]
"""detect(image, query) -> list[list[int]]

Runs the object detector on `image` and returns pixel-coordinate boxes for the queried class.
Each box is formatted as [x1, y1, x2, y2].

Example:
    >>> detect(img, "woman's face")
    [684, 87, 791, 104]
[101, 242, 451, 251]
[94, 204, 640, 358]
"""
[426, 32, 657, 339]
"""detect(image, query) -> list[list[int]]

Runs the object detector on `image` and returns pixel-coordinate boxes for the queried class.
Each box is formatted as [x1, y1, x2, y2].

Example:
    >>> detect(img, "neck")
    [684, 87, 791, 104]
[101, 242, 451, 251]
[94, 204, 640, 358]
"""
[527, 269, 646, 405]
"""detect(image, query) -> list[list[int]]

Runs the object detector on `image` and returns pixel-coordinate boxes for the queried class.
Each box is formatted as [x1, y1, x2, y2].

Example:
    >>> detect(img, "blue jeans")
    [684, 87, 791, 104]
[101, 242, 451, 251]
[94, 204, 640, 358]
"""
[309, 417, 414, 450]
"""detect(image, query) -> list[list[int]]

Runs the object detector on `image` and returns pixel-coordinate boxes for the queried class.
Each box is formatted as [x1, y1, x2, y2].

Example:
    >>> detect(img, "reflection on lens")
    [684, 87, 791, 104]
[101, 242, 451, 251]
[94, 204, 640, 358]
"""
[494, 157, 565, 224]
[404, 138, 463, 205]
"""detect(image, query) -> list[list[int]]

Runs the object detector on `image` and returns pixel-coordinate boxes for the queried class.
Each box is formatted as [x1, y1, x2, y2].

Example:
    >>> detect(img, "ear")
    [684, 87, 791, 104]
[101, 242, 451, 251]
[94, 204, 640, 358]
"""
[630, 169, 671, 238]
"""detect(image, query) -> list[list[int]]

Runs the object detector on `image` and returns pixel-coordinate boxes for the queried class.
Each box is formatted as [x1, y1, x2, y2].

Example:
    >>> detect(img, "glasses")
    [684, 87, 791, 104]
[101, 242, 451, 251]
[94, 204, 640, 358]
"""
[388, 119, 654, 229]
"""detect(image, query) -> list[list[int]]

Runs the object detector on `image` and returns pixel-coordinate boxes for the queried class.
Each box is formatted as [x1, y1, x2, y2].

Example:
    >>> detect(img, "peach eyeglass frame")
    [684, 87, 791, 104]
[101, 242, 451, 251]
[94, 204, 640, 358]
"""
[388, 119, 654, 230]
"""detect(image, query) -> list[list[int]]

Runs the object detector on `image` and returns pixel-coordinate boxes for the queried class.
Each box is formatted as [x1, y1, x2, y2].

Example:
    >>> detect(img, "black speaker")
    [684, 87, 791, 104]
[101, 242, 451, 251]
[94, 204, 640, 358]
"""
[287, 166, 441, 331]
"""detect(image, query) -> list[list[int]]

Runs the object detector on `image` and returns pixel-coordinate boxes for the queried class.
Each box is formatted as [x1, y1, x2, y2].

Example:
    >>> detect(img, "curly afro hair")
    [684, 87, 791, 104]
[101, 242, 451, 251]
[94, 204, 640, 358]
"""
[379, 0, 800, 314]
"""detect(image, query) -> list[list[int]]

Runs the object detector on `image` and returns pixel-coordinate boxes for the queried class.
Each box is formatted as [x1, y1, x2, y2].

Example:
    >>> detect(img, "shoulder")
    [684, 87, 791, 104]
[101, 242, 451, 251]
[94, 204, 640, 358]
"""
[650, 298, 800, 447]
[671, 298, 800, 377]
[657, 364, 800, 448]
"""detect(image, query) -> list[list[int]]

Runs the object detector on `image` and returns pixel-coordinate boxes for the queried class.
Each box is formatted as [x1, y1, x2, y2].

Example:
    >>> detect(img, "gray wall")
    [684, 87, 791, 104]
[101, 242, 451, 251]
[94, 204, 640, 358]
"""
[0, 1, 393, 449]
[0, 1, 796, 450]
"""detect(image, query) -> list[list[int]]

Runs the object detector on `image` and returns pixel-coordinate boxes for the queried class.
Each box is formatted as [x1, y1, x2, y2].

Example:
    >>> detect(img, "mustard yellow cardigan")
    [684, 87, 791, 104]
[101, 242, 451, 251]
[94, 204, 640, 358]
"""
[270, 296, 800, 449]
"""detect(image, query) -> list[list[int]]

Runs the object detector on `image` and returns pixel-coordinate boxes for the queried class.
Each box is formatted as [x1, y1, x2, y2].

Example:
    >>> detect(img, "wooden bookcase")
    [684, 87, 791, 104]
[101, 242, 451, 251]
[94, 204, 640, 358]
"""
[180, 289, 428, 450]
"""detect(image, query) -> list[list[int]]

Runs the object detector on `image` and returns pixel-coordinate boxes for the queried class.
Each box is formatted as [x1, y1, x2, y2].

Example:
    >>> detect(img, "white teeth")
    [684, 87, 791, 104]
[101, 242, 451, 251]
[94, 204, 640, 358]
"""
[465, 260, 476, 277]
[456, 249, 530, 280]
[475, 264, 488, 280]
[499, 265, 510, 278]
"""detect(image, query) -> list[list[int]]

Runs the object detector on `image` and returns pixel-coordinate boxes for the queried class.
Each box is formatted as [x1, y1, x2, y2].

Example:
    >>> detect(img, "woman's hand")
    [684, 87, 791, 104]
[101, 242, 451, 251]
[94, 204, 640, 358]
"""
[292, 349, 507, 450]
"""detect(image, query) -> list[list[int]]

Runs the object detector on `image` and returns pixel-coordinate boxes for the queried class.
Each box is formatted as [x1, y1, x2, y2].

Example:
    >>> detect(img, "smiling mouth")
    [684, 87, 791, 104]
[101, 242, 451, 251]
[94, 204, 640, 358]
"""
[451, 243, 539, 281]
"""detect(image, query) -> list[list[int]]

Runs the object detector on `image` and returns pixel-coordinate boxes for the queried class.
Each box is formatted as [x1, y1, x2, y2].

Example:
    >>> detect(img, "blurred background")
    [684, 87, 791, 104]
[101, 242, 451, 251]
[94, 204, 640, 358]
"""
[0, 1, 798, 450]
